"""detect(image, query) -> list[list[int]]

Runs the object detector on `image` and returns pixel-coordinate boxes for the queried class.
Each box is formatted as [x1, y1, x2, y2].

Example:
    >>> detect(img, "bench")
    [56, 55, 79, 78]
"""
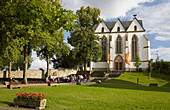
[48, 82, 58, 87]
[7, 84, 23, 89]
[149, 83, 158, 87]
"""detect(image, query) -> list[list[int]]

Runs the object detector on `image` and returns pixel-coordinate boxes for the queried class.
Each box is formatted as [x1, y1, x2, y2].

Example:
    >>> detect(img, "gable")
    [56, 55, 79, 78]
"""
[111, 19, 125, 32]
[127, 18, 145, 32]
[95, 22, 110, 33]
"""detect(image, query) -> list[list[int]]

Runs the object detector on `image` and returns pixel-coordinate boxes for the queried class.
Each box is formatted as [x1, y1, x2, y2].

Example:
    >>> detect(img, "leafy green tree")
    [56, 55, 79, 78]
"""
[34, 3, 76, 82]
[147, 59, 153, 79]
[36, 30, 71, 82]
[1, 0, 75, 83]
[0, 0, 25, 77]
[134, 55, 142, 72]
[68, 6, 102, 71]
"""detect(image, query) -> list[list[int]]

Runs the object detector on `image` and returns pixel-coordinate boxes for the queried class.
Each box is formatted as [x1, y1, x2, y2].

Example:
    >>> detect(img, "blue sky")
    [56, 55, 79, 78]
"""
[30, 0, 170, 69]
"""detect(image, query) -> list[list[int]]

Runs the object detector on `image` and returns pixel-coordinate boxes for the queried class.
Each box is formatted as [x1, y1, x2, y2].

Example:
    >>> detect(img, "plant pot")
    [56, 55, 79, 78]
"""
[13, 98, 46, 109]
[48, 82, 58, 86]
[7, 84, 22, 89]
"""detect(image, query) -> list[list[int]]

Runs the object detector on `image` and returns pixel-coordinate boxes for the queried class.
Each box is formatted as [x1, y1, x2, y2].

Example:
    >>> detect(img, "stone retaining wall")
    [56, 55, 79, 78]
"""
[0, 68, 77, 79]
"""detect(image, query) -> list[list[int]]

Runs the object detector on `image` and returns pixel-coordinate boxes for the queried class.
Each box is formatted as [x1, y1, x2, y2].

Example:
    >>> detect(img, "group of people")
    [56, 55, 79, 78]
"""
[48, 74, 90, 85]
[70, 74, 88, 85]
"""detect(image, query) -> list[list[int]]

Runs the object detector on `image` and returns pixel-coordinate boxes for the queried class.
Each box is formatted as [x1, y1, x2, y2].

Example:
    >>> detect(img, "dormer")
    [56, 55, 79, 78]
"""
[95, 22, 110, 33]
[127, 17, 145, 32]
[111, 18, 125, 32]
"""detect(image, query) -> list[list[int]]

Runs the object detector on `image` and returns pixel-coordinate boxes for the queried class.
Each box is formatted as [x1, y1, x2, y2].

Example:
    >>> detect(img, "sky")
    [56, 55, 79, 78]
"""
[30, 0, 170, 69]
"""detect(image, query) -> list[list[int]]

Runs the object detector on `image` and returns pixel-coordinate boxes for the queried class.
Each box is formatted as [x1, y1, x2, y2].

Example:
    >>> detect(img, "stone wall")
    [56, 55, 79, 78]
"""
[0, 68, 77, 79]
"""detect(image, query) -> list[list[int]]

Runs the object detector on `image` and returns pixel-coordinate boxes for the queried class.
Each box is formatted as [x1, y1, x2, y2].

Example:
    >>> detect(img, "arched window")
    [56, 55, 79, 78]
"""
[132, 35, 138, 60]
[134, 25, 137, 31]
[101, 27, 104, 32]
[116, 35, 122, 54]
[101, 36, 107, 60]
[117, 27, 120, 32]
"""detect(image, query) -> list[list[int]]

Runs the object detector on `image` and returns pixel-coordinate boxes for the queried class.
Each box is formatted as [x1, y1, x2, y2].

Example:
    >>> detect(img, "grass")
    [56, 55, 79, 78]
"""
[0, 84, 170, 110]
[105, 72, 170, 87]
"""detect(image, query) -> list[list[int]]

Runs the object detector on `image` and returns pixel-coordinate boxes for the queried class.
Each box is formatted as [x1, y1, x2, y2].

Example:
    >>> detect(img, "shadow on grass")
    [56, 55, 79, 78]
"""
[0, 101, 13, 106]
[105, 78, 138, 84]
[86, 82, 170, 93]
[163, 82, 170, 87]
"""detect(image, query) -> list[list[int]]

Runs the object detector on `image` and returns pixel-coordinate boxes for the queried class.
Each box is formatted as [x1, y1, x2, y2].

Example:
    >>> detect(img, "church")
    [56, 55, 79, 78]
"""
[89, 16, 150, 72]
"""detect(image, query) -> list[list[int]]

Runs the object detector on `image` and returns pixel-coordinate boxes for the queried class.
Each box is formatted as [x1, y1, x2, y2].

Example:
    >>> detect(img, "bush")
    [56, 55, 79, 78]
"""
[139, 68, 144, 72]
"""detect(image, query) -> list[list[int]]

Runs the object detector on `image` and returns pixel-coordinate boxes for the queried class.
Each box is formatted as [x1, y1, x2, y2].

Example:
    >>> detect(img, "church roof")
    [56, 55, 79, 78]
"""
[95, 19, 144, 32]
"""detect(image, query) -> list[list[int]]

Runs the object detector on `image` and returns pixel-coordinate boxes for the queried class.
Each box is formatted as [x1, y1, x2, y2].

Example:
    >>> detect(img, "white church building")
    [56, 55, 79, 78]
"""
[89, 16, 150, 72]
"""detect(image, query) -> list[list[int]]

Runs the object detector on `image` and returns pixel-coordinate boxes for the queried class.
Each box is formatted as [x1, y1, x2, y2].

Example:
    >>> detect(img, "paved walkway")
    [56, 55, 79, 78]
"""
[0, 83, 73, 88]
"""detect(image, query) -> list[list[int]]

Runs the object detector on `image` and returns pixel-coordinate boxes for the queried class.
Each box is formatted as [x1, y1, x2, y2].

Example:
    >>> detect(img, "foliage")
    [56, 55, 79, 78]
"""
[134, 55, 142, 72]
[52, 50, 79, 68]
[11, 55, 33, 71]
[1, 0, 76, 83]
[68, 6, 102, 70]
[147, 59, 153, 79]
[152, 61, 170, 75]
[16, 92, 45, 100]
[9, 81, 21, 85]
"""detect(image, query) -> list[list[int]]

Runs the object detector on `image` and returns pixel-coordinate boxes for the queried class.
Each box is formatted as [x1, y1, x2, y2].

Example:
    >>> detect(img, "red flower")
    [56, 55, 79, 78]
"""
[16, 93, 18, 96]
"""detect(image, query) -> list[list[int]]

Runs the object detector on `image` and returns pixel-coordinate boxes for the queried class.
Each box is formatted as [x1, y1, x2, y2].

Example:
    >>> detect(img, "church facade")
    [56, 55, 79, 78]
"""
[90, 16, 150, 72]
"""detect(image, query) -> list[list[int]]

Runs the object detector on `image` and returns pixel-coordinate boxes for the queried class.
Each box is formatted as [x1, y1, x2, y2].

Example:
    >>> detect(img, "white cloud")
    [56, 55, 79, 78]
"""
[62, 0, 153, 20]
[30, 51, 53, 70]
[129, 1, 170, 41]
[155, 36, 170, 41]
[151, 46, 170, 61]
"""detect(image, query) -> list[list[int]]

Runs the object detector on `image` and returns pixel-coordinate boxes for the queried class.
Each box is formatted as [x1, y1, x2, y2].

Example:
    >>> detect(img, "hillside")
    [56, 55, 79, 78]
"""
[105, 72, 170, 87]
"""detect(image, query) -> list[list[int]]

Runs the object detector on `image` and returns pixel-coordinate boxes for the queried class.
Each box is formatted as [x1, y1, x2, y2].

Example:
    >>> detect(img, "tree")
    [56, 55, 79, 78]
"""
[147, 59, 153, 79]
[1, 0, 76, 84]
[36, 30, 71, 82]
[68, 6, 102, 71]
[134, 55, 142, 72]
[0, 0, 25, 77]
[34, 3, 76, 82]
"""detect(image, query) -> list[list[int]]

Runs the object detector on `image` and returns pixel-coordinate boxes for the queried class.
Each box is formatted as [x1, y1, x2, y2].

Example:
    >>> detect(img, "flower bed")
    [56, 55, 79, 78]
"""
[48, 81, 58, 86]
[7, 82, 22, 89]
[14, 92, 46, 109]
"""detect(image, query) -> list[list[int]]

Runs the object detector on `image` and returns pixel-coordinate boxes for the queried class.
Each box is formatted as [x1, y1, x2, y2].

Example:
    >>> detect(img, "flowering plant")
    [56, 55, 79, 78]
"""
[48, 81, 57, 83]
[16, 92, 45, 100]
[9, 81, 21, 85]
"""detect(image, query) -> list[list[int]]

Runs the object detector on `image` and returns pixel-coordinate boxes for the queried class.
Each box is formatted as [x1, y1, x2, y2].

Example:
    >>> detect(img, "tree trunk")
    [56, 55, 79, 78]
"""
[84, 61, 87, 71]
[46, 55, 49, 82]
[148, 72, 151, 79]
[23, 45, 28, 84]
[8, 60, 11, 78]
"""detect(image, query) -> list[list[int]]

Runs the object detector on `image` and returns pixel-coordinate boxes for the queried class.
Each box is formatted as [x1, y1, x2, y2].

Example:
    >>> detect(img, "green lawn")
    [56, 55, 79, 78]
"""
[105, 72, 170, 87]
[0, 84, 170, 110]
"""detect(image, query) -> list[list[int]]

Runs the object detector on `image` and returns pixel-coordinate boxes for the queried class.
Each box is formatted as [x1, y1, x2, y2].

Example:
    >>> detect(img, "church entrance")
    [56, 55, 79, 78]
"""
[114, 55, 123, 71]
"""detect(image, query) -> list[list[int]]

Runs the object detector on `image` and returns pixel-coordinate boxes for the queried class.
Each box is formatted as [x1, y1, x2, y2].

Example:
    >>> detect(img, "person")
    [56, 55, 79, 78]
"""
[10, 77, 13, 82]
[74, 75, 76, 83]
[48, 75, 53, 81]
[84, 74, 87, 83]
[57, 77, 60, 83]
[71, 75, 74, 84]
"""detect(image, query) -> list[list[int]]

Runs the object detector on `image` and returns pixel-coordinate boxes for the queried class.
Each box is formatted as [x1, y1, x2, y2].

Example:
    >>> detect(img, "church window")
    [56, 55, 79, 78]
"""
[116, 35, 122, 54]
[134, 25, 137, 31]
[101, 27, 104, 32]
[126, 35, 128, 41]
[132, 35, 138, 60]
[117, 27, 120, 32]
[110, 35, 112, 41]
[101, 36, 107, 60]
